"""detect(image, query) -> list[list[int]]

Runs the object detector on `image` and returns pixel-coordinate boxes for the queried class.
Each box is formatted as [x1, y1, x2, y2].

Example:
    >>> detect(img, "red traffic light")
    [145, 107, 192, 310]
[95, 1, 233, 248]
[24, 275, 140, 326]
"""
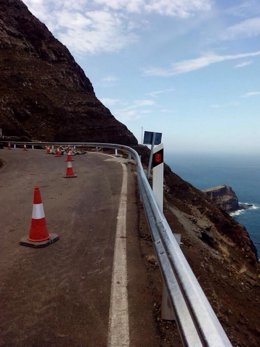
[152, 149, 164, 168]
[154, 153, 162, 163]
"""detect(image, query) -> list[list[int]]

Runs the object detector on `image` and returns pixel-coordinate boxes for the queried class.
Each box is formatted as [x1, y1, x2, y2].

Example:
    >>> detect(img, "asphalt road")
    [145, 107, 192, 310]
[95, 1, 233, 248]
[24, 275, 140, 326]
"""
[0, 148, 160, 347]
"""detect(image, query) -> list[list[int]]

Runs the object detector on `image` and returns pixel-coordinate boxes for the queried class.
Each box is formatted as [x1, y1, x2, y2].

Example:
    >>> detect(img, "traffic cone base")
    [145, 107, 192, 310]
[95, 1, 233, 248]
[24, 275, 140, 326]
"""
[20, 233, 59, 248]
[64, 173, 77, 178]
[29, 218, 49, 241]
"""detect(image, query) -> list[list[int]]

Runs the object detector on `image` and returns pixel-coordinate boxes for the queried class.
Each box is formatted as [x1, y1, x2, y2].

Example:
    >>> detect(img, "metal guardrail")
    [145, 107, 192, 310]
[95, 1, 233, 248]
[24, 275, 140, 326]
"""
[2, 141, 232, 346]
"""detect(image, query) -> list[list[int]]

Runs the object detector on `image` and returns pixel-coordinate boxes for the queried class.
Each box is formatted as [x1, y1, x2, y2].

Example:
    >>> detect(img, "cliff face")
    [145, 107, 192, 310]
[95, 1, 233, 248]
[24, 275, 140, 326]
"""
[203, 185, 239, 212]
[0, 0, 137, 145]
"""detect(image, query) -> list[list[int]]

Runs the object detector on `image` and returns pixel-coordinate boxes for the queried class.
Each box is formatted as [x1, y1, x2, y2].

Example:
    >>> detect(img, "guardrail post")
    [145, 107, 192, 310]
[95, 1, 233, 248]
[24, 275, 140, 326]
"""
[32, 145, 34, 150]
[115, 148, 119, 156]
[14, 143, 16, 149]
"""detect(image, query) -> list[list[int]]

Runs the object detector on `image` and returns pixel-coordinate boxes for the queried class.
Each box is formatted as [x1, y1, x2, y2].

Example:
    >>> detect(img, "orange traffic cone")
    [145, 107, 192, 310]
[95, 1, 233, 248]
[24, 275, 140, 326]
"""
[47, 146, 51, 154]
[65, 150, 74, 162]
[20, 187, 59, 248]
[8, 142, 11, 150]
[64, 160, 77, 178]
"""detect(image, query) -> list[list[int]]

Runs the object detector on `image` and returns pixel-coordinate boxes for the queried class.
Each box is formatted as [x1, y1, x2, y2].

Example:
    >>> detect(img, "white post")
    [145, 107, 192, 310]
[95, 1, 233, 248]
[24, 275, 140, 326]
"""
[14, 143, 16, 149]
[152, 143, 175, 321]
[32, 145, 34, 150]
[147, 133, 155, 179]
[152, 143, 164, 212]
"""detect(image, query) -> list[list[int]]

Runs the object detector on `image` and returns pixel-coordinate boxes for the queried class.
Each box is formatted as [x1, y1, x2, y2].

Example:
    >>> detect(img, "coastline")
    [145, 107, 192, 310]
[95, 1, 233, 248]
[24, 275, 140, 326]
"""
[165, 153, 260, 257]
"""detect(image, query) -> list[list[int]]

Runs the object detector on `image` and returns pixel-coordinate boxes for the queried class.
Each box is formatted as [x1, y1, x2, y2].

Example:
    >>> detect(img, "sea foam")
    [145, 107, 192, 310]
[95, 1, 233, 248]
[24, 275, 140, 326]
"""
[230, 203, 259, 217]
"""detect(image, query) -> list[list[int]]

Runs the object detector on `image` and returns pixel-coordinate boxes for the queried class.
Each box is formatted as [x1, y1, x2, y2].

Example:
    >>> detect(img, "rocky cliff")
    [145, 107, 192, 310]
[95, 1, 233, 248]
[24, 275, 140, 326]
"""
[203, 184, 240, 212]
[0, 0, 137, 145]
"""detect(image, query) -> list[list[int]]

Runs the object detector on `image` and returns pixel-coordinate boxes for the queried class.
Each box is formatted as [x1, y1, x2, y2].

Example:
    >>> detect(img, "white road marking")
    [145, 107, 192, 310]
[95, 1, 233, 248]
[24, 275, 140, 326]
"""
[107, 163, 129, 347]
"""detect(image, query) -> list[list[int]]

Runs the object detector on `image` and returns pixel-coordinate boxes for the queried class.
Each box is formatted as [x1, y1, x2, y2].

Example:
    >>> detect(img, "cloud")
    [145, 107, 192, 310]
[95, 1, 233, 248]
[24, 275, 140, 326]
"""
[23, 1, 137, 54]
[225, 1, 260, 18]
[57, 10, 137, 54]
[222, 17, 260, 40]
[144, 0, 212, 17]
[98, 75, 119, 87]
[93, 0, 212, 17]
[23, 0, 212, 55]
[109, 98, 155, 122]
[210, 102, 239, 109]
[147, 88, 175, 97]
[102, 76, 119, 83]
[234, 61, 252, 68]
[241, 91, 260, 98]
[100, 98, 121, 107]
[144, 51, 260, 76]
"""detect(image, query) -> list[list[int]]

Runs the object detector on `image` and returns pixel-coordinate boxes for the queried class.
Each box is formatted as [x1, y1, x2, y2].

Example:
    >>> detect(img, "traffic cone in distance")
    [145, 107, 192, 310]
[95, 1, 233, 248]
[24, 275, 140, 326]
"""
[55, 147, 61, 157]
[8, 142, 11, 150]
[23, 144, 27, 151]
[20, 187, 59, 248]
[64, 160, 77, 178]
[65, 150, 74, 162]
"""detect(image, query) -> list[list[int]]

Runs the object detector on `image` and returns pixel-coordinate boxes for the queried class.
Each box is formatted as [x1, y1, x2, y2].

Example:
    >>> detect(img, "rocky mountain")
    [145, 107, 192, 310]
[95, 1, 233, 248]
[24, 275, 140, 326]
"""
[0, 0, 137, 145]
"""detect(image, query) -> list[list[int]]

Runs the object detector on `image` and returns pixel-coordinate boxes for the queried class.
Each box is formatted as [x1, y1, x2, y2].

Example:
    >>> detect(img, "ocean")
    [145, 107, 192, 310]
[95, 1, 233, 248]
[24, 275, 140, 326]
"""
[165, 153, 260, 257]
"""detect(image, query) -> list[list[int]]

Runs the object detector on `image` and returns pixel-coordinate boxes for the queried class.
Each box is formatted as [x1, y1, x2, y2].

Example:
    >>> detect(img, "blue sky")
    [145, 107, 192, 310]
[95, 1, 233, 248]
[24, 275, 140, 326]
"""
[23, 0, 260, 155]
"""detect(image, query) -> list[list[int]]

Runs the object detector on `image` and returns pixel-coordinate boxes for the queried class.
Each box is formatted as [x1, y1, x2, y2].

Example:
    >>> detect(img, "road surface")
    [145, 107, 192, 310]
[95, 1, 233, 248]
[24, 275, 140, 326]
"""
[0, 148, 160, 347]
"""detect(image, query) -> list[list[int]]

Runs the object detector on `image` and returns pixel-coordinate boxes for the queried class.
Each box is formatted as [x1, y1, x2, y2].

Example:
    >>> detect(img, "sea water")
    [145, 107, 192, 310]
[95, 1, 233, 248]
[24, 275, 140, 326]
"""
[165, 152, 260, 257]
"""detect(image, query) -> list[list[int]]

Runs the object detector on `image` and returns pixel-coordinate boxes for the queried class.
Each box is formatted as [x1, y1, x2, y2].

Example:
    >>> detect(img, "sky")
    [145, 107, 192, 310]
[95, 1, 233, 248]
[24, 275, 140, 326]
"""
[22, 0, 260, 156]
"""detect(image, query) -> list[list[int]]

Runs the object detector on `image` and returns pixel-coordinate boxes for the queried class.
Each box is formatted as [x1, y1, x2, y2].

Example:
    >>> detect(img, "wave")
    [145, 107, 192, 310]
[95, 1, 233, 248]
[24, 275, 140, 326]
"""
[240, 202, 259, 210]
[230, 209, 245, 217]
[229, 202, 259, 217]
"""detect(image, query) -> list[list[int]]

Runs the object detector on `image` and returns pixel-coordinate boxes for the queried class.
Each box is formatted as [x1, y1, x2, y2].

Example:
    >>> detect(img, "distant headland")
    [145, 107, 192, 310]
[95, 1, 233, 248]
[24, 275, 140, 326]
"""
[203, 184, 253, 213]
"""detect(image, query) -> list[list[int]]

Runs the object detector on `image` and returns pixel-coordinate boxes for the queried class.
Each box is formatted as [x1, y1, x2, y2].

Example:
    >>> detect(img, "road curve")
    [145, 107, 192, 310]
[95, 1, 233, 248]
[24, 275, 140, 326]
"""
[0, 148, 159, 347]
